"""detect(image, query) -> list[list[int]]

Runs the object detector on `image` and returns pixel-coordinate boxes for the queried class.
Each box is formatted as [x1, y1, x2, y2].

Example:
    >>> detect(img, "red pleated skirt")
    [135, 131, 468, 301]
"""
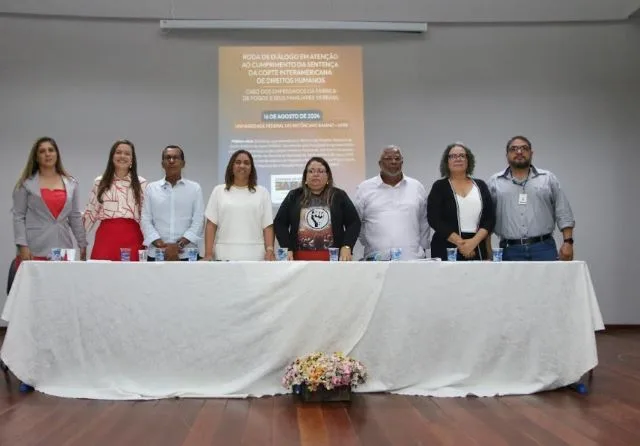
[91, 218, 143, 261]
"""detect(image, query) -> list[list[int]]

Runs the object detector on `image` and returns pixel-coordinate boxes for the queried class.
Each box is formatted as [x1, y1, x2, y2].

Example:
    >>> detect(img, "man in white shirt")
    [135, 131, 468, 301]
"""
[354, 145, 430, 260]
[141, 145, 205, 261]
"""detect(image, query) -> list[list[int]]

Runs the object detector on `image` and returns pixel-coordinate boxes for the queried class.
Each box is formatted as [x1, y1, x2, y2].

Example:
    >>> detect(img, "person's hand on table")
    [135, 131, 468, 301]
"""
[264, 248, 275, 261]
[165, 243, 180, 261]
[457, 239, 477, 259]
[339, 246, 352, 261]
[200, 249, 214, 261]
[559, 242, 574, 261]
[18, 246, 32, 261]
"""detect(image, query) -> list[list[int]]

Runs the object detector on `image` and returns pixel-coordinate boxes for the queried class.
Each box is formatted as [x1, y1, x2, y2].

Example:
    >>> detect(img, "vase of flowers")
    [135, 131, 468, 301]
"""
[282, 352, 367, 402]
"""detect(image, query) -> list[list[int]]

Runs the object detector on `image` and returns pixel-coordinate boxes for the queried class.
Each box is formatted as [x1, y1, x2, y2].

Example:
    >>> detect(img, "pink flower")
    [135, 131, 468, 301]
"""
[282, 352, 367, 390]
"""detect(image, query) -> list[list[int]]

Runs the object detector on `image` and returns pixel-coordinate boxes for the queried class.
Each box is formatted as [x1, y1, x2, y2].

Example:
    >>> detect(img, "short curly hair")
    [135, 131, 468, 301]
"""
[439, 142, 475, 178]
[506, 135, 532, 152]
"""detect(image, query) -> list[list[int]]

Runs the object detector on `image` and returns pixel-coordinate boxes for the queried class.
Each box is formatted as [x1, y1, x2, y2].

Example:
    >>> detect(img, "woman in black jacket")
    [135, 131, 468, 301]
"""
[427, 143, 494, 261]
[274, 157, 361, 261]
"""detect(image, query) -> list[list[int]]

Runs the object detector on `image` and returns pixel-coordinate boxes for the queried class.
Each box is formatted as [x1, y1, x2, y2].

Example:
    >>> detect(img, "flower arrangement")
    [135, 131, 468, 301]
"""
[282, 352, 367, 394]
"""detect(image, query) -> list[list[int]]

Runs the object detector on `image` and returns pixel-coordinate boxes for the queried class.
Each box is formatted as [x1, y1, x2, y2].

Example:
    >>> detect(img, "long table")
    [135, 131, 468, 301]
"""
[1, 260, 604, 400]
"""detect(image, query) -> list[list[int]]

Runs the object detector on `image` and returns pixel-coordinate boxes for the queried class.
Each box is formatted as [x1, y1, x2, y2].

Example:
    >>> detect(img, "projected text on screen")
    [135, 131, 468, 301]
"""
[219, 46, 365, 204]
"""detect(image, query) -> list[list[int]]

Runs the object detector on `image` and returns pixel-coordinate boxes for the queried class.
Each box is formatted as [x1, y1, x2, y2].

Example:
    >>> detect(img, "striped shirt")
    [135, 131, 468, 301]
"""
[487, 166, 574, 240]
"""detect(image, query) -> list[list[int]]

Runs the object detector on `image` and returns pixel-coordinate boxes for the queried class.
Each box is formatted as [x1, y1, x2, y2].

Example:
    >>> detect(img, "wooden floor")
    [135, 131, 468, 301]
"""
[1, 330, 639, 445]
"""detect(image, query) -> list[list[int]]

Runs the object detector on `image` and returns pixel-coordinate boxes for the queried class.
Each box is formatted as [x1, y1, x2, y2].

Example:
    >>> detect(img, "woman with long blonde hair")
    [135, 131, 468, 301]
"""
[12, 137, 87, 261]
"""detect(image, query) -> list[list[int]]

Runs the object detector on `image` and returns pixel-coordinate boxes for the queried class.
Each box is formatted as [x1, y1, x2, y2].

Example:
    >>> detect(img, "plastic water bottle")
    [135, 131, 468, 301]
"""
[390, 247, 403, 261]
[155, 247, 165, 262]
[186, 247, 199, 262]
[276, 247, 288, 261]
[328, 247, 339, 261]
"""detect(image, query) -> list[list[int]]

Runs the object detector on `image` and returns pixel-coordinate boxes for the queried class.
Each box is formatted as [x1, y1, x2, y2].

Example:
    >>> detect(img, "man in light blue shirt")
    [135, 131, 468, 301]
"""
[488, 136, 575, 261]
[141, 145, 205, 261]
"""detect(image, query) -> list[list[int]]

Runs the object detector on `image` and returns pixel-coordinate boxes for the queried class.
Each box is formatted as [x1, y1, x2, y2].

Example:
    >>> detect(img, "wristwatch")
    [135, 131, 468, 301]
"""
[563, 238, 574, 245]
[177, 239, 187, 249]
[342, 245, 351, 251]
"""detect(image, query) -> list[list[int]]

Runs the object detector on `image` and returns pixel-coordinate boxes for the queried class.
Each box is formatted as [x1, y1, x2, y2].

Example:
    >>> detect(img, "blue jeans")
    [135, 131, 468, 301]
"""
[503, 238, 558, 261]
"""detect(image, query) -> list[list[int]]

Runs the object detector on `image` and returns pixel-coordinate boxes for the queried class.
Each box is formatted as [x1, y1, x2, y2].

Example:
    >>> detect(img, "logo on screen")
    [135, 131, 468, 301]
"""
[305, 208, 330, 230]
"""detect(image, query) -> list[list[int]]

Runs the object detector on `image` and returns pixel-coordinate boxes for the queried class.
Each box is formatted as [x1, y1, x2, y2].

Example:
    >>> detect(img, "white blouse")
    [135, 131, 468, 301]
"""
[204, 184, 273, 261]
[455, 183, 482, 233]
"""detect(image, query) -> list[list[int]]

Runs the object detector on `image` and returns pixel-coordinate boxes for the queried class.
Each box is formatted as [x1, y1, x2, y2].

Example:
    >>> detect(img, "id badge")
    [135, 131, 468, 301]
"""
[518, 193, 528, 205]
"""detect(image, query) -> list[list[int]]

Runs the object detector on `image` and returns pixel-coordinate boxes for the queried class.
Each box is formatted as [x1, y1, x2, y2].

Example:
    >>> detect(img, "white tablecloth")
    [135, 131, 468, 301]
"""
[1, 261, 604, 400]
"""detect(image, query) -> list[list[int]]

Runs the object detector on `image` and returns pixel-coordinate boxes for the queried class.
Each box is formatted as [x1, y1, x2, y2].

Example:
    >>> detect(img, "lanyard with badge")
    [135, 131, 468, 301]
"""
[512, 171, 529, 205]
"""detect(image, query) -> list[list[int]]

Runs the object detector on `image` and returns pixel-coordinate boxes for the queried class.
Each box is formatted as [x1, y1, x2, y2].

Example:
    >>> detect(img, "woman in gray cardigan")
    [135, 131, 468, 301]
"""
[12, 137, 87, 261]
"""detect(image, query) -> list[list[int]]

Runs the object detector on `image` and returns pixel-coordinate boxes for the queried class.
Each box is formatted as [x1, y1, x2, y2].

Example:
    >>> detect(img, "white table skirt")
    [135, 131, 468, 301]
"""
[1, 260, 604, 400]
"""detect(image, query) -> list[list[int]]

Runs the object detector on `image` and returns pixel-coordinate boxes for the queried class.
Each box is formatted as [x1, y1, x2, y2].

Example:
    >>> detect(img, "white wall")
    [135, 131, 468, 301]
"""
[1, 16, 639, 323]
[2, 0, 639, 22]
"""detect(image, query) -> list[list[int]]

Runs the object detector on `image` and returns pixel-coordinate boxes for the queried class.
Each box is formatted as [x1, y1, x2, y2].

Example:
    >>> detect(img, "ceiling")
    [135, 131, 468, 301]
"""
[1, 0, 640, 23]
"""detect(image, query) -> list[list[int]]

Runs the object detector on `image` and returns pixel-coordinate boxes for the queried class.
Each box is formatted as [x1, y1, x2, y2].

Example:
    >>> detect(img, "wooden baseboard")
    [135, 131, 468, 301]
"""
[604, 324, 640, 330]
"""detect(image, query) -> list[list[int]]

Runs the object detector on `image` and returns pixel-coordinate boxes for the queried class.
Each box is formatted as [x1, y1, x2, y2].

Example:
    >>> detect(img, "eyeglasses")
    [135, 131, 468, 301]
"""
[508, 145, 531, 153]
[163, 155, 182, 161]
[381, 157, 402, 162]
[448, 153, 467, 160]
[307, 169, 327, 175]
